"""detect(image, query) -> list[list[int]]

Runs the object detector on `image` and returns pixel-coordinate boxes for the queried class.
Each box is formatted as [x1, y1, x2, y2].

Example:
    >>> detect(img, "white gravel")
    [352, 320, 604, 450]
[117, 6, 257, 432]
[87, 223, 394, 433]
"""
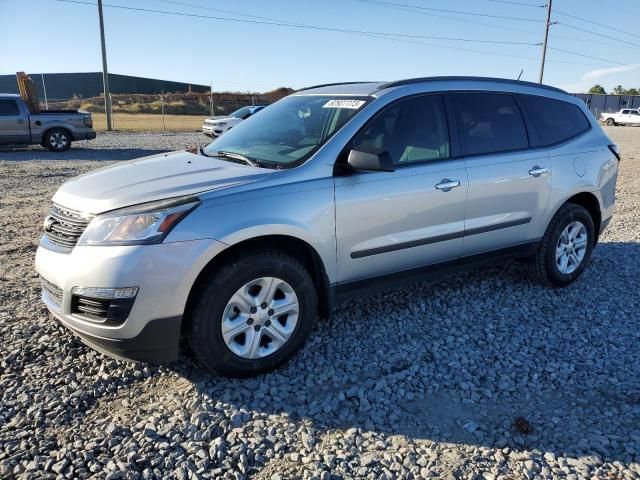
[1, 128, 639, 479]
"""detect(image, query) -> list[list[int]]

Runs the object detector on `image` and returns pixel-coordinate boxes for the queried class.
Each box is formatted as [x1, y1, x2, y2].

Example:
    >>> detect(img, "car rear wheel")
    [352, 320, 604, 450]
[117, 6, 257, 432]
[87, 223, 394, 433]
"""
[44, 128, 71, 151]
[606, 118, 616, 126]
[528, 203, 595, 287]
[189, 250, 317, 377]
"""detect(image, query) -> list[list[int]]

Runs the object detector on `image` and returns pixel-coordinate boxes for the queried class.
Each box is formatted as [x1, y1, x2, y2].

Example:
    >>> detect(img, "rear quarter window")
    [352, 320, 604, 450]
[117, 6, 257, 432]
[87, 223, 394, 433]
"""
[520, 94, 591, 146]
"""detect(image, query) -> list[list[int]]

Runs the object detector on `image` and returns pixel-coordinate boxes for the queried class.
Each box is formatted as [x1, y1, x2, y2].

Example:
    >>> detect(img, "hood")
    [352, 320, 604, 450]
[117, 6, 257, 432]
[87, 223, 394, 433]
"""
[52, 150, 268, 214]
[206, 115, 240, 122]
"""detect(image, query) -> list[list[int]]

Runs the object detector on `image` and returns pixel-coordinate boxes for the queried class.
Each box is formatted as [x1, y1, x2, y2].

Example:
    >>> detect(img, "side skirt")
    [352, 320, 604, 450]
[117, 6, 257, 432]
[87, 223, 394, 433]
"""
[334, 241, 540, 306]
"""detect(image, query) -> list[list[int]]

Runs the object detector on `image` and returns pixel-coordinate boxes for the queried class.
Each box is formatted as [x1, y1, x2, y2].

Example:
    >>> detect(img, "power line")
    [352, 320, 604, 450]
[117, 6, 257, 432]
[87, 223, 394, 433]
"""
[354, 0, 631, 49]
[356, 0, 544, 22]
[156, 0, 609, 68]
[358, 0, 544, 35]
[555, 9, 640, 40]
[584, 1, 640, 19]
[487, 0, 545, 7]
[557, 22, 640, 49]
[49, 0, 541, 45]
[45, 0, 628, 69]
[153, 0, 306, 26]
[548, 47, 632, 67]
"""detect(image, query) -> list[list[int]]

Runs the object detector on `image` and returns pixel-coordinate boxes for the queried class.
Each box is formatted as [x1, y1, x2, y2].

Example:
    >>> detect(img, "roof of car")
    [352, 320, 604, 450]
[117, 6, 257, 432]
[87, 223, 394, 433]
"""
[296, 76, 567, 96]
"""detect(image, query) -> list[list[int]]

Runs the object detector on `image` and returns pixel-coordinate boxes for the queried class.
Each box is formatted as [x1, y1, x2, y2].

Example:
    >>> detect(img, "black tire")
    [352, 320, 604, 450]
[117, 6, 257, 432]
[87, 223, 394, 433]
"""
[189, 251, 318, 377]
[605, 118, 615, 126]
[43, 128, 72, 152]
[528, 203, 595, 287]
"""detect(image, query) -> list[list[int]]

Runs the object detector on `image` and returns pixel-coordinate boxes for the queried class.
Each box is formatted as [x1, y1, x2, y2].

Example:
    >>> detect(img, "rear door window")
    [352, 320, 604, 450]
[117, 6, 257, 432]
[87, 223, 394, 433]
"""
[0, 100, 19, 116]
[454, 93, 529, 156]
[519, 94, 591, 146]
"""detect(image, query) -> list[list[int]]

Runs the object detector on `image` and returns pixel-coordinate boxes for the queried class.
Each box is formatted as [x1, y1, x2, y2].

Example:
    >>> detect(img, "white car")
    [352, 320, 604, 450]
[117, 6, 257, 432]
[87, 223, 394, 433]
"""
[202, 105, 265, 137]
[600, 108, 640, 126]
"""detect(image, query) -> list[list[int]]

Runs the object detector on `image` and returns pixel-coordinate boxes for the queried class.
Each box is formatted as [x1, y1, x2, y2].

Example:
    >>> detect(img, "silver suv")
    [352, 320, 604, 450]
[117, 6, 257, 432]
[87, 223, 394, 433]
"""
[36, 77, 620, 377]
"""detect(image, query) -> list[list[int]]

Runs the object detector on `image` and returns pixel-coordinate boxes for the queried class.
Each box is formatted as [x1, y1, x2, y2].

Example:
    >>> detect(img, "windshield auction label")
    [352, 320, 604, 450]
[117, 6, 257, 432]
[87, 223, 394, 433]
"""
[322, 99, 366, 109]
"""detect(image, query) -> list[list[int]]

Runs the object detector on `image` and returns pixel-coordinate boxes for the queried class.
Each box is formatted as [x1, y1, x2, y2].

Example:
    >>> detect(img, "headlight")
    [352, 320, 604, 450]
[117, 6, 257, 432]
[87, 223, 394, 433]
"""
[214, 122, 227, 127]
[78, 196, 200, 246]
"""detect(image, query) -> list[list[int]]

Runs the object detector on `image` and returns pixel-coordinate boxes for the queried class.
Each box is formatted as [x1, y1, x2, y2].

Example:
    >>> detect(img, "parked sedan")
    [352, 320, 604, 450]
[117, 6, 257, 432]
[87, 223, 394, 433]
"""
[202, 105, 265, 137]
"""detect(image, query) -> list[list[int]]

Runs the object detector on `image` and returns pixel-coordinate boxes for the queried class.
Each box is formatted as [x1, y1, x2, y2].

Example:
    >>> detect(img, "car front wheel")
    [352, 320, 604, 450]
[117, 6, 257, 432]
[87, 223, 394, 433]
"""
[189, 251, 318, 377]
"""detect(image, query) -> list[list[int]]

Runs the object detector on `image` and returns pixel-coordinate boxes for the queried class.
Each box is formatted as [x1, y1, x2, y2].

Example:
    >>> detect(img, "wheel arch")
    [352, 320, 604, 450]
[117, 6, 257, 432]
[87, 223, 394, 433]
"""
[42, 125, 75, 143]
[560, 191, 602, 243]
[182, 234, 335, 336]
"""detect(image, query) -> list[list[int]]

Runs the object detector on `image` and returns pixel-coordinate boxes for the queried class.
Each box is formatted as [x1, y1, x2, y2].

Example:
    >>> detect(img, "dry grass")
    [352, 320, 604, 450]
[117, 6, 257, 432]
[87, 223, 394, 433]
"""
[92, 113, 206, 132]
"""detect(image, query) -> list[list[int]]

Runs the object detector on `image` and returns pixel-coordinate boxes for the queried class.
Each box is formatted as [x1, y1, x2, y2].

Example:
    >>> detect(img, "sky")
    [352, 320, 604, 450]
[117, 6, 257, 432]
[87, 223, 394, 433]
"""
[1, 0, 639, 93]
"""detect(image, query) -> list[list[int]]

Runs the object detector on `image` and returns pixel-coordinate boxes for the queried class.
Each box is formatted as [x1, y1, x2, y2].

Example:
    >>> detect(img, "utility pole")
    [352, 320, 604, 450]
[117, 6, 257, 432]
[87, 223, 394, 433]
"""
[41, 73, 48, 110]
[210, 82, 213, 116]
[98, 0, 112, 131]
[538, 0, 552, 84]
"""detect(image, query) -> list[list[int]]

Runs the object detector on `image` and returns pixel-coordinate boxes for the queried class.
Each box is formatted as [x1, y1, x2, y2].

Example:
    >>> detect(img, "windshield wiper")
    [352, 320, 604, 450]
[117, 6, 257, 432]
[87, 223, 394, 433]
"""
[214, 150, 258, 167]
[198, 145, 213, 157]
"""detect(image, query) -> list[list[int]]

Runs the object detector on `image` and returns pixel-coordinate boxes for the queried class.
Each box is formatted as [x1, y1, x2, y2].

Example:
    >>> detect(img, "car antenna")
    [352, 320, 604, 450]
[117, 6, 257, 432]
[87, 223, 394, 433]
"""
[516, 69, 524, 81]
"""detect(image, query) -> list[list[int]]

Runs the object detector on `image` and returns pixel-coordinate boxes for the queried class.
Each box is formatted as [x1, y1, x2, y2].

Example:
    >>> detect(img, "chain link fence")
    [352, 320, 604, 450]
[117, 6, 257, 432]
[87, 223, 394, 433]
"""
[45, 90, 292, 132]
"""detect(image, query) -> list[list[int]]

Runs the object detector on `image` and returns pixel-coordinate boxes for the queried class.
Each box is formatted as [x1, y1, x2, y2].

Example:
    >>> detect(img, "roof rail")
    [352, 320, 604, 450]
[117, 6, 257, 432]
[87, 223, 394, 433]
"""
[378, 76, 567, 94]
[296, 81, 375, 92]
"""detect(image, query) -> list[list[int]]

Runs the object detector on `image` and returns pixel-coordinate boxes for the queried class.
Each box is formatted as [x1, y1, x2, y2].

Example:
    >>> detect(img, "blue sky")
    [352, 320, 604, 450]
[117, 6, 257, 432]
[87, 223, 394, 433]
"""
[1, 0, 639, 93]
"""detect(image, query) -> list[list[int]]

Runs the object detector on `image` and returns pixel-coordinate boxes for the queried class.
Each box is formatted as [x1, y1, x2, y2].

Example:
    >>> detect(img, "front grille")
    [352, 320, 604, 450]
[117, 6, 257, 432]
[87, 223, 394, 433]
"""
[44, 204, 93, 250]
[40, 276, 63, 309]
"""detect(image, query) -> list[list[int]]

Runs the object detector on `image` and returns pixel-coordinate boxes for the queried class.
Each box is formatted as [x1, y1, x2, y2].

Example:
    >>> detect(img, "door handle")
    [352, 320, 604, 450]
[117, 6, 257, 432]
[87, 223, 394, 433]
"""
[16, 119, 25, 124]
[528, 166, 549, 177]
[435, 179, 461, 192]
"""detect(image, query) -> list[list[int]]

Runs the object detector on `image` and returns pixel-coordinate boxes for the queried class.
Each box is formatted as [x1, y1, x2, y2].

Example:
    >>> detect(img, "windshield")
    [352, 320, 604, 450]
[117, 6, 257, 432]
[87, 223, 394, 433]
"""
[230, 106, 254, 119]
[203, 95, 371, 168]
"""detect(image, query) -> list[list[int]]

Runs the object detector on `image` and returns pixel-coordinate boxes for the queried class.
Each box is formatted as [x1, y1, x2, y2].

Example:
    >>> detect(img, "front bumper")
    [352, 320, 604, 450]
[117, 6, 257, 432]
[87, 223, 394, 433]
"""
[202, 125, 219, 137]
[76, 130, 97, 141]
[35, 237, 227, 362]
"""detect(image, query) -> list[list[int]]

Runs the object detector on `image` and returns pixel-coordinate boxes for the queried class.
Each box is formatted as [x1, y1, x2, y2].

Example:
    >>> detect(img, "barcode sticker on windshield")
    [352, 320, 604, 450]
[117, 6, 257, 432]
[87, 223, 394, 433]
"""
[322, 99, 366, 109]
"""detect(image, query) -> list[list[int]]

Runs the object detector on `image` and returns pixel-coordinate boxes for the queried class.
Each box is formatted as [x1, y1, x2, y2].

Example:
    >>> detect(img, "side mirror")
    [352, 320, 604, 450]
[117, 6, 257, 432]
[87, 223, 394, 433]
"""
[347, 146, 395, 172]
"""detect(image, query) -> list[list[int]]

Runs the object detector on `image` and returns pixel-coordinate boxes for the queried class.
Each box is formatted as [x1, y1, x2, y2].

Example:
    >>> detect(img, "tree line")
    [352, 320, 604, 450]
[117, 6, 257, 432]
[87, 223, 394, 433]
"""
[588, 85, 639, 95]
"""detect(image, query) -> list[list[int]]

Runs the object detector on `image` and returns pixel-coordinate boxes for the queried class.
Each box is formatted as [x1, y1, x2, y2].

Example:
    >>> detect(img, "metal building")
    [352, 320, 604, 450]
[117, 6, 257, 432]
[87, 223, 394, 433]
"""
[573, 93, 640, 117]
[0, 72, 209, 101]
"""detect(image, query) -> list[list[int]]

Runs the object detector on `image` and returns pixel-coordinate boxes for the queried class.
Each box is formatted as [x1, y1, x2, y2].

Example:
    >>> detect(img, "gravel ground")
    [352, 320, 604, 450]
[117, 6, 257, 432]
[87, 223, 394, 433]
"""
[1, 129, 639, 480]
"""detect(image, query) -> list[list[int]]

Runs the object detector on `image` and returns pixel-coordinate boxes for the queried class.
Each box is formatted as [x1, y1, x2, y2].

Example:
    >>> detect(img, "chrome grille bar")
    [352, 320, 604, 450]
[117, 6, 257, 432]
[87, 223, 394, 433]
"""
[43, 204, 93, 251]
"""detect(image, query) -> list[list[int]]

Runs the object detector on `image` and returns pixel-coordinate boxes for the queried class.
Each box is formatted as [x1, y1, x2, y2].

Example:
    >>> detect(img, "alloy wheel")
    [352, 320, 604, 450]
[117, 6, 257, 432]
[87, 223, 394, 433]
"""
[555, 221, 588, 274]
[50, 132, 68, 149]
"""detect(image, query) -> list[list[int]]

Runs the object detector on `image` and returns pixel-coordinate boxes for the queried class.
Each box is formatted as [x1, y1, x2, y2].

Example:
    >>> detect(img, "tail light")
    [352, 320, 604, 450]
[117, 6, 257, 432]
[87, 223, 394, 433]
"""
[608, 144, 620, 161]
[83, 115, 93, 128]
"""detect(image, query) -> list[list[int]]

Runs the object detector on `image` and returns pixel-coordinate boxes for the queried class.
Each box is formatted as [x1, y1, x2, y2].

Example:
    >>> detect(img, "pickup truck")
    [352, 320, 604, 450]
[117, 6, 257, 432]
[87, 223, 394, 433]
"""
[600, 108, 640, 127]
[0, 94, 96, 151]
